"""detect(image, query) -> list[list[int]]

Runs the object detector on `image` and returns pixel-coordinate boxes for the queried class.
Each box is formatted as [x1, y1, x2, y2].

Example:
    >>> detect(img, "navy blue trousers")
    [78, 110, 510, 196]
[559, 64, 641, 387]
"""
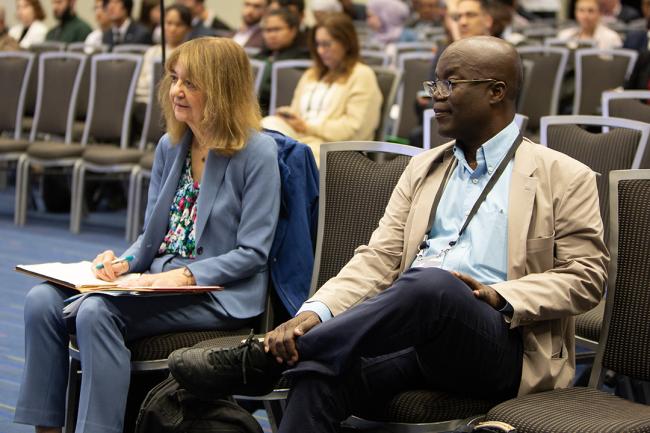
[14, 283, 249, 433]
[279, 267, 523, 433]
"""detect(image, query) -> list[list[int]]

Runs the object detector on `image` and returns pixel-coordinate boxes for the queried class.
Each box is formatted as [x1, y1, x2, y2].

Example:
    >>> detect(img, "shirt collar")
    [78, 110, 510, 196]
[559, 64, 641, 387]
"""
[452, 119, 519, 176]
[117, 18, 131, 35]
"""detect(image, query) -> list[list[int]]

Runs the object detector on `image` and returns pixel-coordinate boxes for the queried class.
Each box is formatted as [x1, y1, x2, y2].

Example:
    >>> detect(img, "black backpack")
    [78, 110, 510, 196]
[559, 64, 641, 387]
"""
[135, 375, 263, 433]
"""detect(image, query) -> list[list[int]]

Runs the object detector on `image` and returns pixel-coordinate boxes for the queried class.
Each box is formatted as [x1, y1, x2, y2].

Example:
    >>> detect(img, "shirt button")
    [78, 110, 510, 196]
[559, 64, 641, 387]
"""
[472, 178, 479, 184]
[197, 246, 204, 255]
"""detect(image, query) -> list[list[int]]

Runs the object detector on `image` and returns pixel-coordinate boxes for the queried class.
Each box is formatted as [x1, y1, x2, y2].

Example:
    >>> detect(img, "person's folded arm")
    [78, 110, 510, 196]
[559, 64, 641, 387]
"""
[492, 170, 609, 329]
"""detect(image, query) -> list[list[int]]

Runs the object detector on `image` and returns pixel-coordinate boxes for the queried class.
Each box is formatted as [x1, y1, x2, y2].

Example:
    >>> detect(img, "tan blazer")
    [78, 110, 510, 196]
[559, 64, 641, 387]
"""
[310, 139, 609, 396]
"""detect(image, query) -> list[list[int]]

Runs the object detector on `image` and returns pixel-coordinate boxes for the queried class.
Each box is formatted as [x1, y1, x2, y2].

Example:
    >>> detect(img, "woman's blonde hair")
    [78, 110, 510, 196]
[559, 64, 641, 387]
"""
[159, 37, 261, 155]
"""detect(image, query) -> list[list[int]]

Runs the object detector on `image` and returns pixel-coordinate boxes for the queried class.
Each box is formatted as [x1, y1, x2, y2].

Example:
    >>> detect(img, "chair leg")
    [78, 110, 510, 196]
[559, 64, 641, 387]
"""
[14, 155, 29, 226]
[64, 357, 81, 433]
[264, 399, 286, 433]
[70, 161, 85, 234]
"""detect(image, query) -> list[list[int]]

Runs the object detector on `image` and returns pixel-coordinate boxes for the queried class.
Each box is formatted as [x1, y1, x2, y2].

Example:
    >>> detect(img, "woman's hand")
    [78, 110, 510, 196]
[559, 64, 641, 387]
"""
[119, 268, 195, 288]
[92, 250, 129, 282]
[277, 107, 307, 133]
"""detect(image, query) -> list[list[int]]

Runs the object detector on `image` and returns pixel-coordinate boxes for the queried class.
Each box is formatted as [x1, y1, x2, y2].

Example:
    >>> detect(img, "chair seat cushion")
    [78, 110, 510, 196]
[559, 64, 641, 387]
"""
[0, 137, 30, 153]
[366, 390, 497, 423]
[485, 387, 650, 433]
[575, 300, 605, 343]
[82, 145, 143, 165]
[139, 150, 155, 170]
[27, 142, 84, 159]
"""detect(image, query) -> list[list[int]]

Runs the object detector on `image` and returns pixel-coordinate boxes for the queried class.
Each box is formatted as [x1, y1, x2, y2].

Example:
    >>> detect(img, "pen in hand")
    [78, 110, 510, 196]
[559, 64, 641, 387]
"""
[95, 255, 135, 270]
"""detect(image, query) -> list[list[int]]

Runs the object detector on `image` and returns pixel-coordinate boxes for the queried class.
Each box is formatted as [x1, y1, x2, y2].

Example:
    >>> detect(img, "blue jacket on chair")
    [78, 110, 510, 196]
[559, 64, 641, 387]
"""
[264, 129, 319, 316]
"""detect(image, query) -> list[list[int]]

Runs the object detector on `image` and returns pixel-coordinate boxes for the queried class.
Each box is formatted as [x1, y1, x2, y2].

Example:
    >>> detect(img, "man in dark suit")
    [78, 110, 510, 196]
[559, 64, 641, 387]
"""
[232, 0, 268, 49]
[102, 0, 153, 47]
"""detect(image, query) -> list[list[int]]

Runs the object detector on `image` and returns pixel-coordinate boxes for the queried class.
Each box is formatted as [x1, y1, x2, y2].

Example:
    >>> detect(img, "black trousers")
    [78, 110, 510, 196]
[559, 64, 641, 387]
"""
[279, 267, 524, 433]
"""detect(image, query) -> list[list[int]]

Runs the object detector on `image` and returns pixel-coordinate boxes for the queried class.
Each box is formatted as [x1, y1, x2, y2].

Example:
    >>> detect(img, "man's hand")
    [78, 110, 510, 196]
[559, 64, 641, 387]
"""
[264, 311, 321, 366]
[452, 271, 506, 310]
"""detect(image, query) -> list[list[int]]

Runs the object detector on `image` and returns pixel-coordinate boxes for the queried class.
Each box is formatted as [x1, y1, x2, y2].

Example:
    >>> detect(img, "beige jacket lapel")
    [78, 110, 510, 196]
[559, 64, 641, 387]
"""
[507, 140, 539, 280]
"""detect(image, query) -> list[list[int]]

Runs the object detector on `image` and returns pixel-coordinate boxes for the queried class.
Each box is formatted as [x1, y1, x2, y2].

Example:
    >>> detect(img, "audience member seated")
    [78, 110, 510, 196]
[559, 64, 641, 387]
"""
[487, 0, 526, 45]
[411, 0, 493, 147]
[623, 0, 650, 53]
[169, 37, 609, 433]
[600, 0, 640, 24]
[231, 0, 268, 49]
[366, 0, 417, 46]
[557, 0, 622, 50]
[312, 0, 344, 25]
[133, 4, 192, 135]
[339, 0, 367, 21]
[406, 0, 446, 31]
[255, 7, 310, 114]
[0, 5, 20, 51]
[13, 37, 280, 433]
[178, 0, 227, 38]
[262, 12, 381, 164]
[102, 0, 153, 47]
[138, 0, 162, 44]
[8, 0, 47, 49]
[269, 0, 310, 50]
[46, 0, 92, 44]
[84, 0, 112, 48]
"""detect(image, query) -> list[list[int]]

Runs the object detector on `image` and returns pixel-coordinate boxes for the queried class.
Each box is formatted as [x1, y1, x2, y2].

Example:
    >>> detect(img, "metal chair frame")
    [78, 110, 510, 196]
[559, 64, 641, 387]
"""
[268, 59, 312, 115]
[371, 66, 402, 141]
[112, 43, 151, 55]
[392, 51, 435, 138]
[601, 90, 650, 118]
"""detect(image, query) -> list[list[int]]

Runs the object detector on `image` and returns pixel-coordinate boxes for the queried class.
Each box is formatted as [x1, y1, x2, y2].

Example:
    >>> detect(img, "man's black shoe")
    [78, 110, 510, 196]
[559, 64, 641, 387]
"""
[168, 333, 284, 399]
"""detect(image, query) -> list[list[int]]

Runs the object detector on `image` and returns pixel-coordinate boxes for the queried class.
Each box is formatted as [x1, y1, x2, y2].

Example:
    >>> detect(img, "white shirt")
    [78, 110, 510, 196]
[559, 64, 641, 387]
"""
[557, 24, 623, 50]
[8, 20, 47, 49]
[299, 81, 338, 124]
[233, 24, 259, 47]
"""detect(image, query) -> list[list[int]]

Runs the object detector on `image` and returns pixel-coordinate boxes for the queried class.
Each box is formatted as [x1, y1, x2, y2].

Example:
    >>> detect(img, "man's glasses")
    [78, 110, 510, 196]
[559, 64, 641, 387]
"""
[422, 79, 500, 98]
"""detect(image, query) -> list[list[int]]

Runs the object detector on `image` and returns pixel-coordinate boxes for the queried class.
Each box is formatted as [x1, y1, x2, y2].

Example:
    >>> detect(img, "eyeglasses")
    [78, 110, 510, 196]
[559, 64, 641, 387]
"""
[422, 79, 500, 98]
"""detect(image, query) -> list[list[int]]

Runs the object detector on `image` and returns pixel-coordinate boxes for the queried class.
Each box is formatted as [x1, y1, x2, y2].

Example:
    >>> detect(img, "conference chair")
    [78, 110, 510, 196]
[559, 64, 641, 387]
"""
[13, 52, 87, 225]
[370, 66, 401, 141]
[516, 46, 569, 132]
[602, 90, 650, 169]
[422, 111, 529, 150]
[544, 37, 596, 49]
[361, 49, 391, 67]
[521, 27, 557, 45]
[0, 52, 35, 192]
[249, 58, 266, 96]
[66, 42, 108, 55]
[392, 51, 435, 140]
[392, 41, 437, 64]
[540, 115, 649, 356]
[112, 43, 151, 55]
[268, 59, 311, 115]
[68, 53, 144, 233]
[483, 169, 650, 432]
[573, 48, 637, 115]
[125, 59, 164, 242]
[244, 46, 261, 58]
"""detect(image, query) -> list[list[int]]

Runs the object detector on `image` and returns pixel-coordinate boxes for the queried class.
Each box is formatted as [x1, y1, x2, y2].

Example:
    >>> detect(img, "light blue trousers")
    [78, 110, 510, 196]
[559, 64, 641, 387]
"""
[14, 283, 249, 433]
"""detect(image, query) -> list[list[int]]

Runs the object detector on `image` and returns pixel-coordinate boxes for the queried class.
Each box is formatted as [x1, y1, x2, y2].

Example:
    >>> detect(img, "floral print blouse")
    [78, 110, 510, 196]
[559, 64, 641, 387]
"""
[158, 150, 200, 258]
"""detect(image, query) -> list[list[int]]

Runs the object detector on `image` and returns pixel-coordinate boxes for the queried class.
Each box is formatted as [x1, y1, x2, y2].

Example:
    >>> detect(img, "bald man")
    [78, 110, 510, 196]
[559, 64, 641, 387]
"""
[170, 36, 609, 433]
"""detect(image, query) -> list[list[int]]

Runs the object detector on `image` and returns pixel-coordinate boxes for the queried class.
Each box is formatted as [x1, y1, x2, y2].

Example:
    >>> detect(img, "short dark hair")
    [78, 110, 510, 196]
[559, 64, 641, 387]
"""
[166, 4, 192, 28]
[273, 0, 305, 14]
[263, 7, 300, 29]
[103, 0, 134, 17]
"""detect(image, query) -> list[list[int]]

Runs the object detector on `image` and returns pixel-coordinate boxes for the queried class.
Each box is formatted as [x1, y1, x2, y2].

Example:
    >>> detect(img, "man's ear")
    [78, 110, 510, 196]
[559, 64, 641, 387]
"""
[488, 81, 507, 105]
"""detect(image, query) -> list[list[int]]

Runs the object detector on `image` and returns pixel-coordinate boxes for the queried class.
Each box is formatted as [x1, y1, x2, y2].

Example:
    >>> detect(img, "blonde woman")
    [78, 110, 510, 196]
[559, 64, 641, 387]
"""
[14, 38, 280, 433]
[263, 12, 382, 164]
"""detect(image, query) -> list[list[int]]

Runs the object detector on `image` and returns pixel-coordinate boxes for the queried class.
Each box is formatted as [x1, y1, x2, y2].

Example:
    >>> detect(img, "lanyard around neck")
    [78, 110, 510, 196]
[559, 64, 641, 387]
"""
[420, 133, 524, 251]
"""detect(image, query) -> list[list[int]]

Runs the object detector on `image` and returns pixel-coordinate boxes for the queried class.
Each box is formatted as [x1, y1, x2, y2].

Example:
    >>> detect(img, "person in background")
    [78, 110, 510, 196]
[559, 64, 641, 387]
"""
[312, 0, 344, 25]
[407, 0, 446, 29]
[102, 0, 153, 47]
[255, 7, 310, 113]
[486, 0, 525, 45]
[9, 0, 47, 49]
[338, 0, 367, 20]
[178, 0, 228, 38]
[0, 5, 20, 51]
[366, 0, 418, 46]
[262, 12, 381, 163]
[46, 0, 92, 43]
[557, 0, 622, 50]
[14, 37, 281, 433]
[133, 4, 192, 136]
[624, 0, 650, 89]
[84, 0, 111, 48]
[623, 0, 650, 53]
[599, 0, 640, 24]
[231, 0, 268, 49]
[139, 0, 162, 43]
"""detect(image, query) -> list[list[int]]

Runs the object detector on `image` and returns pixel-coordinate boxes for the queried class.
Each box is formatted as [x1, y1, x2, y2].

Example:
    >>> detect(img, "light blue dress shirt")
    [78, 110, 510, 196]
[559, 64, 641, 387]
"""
[299, 120, 520, 322]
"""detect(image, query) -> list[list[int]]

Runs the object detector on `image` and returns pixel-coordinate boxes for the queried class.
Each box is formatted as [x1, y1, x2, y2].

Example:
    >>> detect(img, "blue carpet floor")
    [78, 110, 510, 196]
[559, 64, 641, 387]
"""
[0, 187, 272, 433]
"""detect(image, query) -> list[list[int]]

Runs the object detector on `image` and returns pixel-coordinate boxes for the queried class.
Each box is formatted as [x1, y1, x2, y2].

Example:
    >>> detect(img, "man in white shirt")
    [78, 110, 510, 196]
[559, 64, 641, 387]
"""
[232, 0, 268, 49]
[557, 0, 622, 50]
[101, 0, 152, 47]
